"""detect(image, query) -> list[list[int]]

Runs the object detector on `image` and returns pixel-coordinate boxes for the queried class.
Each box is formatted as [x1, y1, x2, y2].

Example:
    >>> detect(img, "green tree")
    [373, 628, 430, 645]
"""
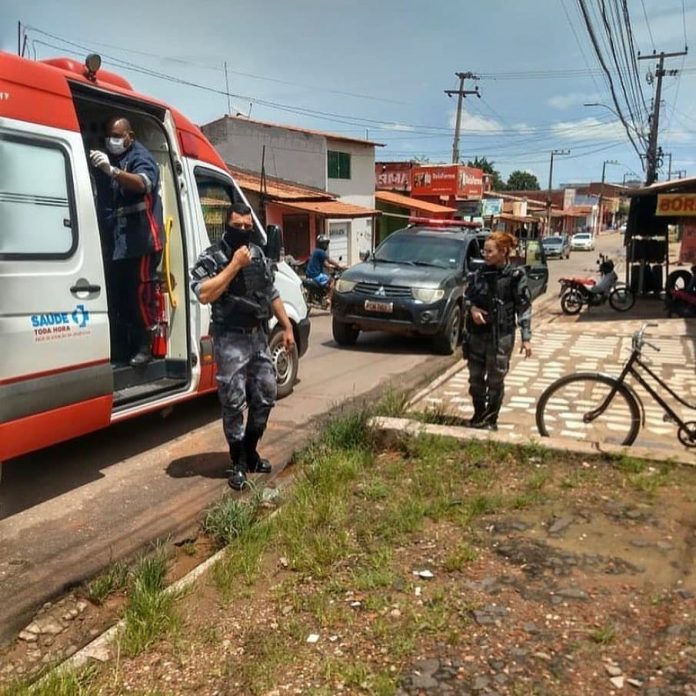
[466, 156, 505, 191]
[506, 170, 541, 191]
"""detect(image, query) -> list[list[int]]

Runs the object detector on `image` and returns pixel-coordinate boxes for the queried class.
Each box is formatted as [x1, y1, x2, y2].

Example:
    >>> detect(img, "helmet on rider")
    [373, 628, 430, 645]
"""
[599, 258, 615, 274]
[316, 235, 330, 250]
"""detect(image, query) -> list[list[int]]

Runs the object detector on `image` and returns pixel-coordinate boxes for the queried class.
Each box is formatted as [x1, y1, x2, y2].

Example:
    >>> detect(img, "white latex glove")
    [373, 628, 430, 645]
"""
[89, 150, 114, 176]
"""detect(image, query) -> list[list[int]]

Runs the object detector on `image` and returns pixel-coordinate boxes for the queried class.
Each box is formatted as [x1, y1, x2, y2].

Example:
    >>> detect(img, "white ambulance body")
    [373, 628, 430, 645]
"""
[0, 52, 310, 463]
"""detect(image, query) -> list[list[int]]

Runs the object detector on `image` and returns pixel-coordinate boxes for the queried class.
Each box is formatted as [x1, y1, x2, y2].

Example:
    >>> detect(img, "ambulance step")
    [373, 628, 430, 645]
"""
[113, 360, 168, 391]
[114, 377, 186, 406]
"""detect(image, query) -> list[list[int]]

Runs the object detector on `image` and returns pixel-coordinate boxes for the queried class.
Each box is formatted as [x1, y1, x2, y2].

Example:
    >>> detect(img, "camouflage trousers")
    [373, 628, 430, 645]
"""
[466, 331, 515, 415]
[213, 328, 277, 445]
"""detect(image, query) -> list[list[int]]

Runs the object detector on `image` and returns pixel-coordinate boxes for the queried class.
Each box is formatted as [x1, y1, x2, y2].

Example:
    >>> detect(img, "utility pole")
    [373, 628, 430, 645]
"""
[638, 49, 688, 184]
[546, 149, 570, 236]
[667, 152, 673, 180]
[597, 160, 619, 235]
[444, 72, 480, 164]
[223, 62, 232, 115]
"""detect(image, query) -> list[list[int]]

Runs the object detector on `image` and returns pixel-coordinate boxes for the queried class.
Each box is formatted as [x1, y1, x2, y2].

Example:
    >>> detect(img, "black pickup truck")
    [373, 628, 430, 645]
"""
[330, 226, 548, 354]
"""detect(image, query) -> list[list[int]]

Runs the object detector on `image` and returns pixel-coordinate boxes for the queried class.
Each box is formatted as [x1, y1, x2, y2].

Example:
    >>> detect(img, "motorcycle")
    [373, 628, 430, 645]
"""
[559, 255, 635, 315]
[286, 256, 343, 314]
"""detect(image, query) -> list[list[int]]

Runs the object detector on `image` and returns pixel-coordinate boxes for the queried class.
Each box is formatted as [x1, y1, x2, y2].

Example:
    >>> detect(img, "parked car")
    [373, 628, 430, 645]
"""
[570, 232, 596, 251]
[542, 234, 571, 259]
[330, 226, 548, 355]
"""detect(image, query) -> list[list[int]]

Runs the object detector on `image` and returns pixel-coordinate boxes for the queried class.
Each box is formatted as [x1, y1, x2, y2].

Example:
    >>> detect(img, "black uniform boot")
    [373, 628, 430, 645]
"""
[466, 401, 487, 428]
[478, 397, 503, 432]
[243, 428, 272, 474]
[227, 441, 248, 491]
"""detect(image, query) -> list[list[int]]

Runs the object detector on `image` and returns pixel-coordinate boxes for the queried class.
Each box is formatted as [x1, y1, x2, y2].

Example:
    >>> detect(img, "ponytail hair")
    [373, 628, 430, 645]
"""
[486, 231, 518, 258]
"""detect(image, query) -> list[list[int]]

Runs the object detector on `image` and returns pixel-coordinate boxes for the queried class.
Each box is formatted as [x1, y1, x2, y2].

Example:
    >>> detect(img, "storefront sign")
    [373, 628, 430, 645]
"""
[481, 198, 503, 216]
[376, 162, 411, 191]
[680, 223, 696, 263]
[411, 165, 483, 199]
[656, 193, 696, 216]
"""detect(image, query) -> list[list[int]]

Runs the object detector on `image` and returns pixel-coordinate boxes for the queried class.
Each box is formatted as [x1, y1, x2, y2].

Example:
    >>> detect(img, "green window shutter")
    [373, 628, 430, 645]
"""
[328, 150, 351, 179]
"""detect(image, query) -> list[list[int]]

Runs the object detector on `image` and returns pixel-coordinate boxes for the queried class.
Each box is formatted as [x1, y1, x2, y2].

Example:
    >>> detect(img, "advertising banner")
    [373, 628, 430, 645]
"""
[376, 162, 411, 191]
[481, 198, 503, 216]
[656, 194, 696, 217]
[410, 165, 484, 199]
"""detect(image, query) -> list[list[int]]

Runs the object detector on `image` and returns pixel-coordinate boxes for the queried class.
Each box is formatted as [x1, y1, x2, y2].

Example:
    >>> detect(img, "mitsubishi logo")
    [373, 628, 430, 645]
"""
[375, 286, 386, 297]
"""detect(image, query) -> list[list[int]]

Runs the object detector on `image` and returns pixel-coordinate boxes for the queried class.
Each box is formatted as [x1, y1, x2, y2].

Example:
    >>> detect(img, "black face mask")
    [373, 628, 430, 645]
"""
[223, 225, 250, 250]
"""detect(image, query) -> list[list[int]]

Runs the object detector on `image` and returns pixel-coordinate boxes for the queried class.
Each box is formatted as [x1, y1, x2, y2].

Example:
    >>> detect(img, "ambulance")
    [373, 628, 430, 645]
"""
[0, 51, 310, 464]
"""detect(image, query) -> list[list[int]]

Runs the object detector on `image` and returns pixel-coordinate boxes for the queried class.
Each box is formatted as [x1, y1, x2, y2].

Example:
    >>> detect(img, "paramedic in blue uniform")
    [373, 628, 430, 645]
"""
[90, 116, 164, 367]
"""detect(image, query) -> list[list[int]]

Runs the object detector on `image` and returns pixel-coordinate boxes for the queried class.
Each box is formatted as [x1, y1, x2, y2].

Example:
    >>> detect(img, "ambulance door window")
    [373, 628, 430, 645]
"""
[195, 177, 237, 246]
[0, 136, 77, 258]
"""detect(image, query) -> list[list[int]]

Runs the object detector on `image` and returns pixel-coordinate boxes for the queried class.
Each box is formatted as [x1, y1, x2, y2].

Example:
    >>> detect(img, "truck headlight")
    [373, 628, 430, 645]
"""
[335, 278, 357, 294]
[412, 287, 445, 303]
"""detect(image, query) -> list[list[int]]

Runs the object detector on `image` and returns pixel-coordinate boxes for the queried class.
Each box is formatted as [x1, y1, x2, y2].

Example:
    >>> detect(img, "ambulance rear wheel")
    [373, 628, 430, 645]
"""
[269, 328, 298, 399]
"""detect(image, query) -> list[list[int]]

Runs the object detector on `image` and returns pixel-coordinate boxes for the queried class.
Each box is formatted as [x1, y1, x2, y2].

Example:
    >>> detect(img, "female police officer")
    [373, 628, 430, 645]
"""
[463, 231, 533, 431]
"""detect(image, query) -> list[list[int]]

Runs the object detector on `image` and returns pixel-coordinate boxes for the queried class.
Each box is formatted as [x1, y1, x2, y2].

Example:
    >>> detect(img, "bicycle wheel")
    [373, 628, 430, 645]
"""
[560, 288, 583, 315]
[536, 373, 641, 446]
[609, 286, 635, 312]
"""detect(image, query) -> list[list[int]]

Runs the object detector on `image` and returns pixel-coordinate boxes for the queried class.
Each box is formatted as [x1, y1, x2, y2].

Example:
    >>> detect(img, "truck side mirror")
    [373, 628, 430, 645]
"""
[265, 224, 283, 262]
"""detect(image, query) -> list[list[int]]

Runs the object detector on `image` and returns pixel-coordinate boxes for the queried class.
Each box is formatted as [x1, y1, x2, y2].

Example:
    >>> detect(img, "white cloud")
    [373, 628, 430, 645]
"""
[384, 123, 415, 132]
[551, 116, 641, 141]
[548, 92, 602, 110]
[448, 107, 502, 133]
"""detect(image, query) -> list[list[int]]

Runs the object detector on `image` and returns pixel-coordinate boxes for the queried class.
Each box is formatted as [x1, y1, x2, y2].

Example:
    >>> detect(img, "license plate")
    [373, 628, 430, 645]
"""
[364, 300, 393, 313]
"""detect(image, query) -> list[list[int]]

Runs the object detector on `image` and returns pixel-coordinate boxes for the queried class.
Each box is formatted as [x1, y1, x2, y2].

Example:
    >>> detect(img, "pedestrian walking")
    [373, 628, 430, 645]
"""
[190, 203, 295, 490]
[462, 231, 533, 430]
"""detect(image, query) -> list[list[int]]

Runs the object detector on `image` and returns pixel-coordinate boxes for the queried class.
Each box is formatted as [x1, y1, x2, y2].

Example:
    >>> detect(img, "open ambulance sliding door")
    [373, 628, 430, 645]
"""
[0, 119, 112, 462]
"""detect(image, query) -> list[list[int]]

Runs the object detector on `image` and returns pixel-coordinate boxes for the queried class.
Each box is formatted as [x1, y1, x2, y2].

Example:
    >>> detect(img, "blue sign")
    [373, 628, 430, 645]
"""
[31, 304, 90, 329]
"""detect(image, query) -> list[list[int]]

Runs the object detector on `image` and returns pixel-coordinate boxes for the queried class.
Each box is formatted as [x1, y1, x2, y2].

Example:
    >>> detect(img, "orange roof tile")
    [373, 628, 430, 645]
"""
[228, 166, 332, 201]
[278, 199, 380, 218]
[375, 190, 456, 214]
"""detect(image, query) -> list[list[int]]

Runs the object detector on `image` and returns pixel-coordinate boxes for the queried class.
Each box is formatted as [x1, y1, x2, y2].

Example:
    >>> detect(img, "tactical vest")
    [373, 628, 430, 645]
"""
[468, 265, 525, 336]
[211, 243, 274, 329]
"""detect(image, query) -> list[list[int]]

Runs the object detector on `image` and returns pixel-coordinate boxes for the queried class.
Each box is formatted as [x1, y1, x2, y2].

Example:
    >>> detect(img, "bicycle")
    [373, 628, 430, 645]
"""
[536, 324, 696, 448]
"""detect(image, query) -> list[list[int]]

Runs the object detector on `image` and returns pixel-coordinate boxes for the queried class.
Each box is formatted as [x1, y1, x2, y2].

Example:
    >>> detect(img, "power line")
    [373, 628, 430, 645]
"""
[639, 0, 656, 52]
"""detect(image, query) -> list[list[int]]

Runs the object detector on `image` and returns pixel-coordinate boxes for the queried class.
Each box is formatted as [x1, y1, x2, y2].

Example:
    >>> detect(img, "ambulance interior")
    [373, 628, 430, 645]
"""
[72, 91, 191, 407]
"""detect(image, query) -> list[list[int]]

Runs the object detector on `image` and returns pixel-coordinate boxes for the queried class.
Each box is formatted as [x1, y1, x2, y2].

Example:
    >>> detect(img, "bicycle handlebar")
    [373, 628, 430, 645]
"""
[632, 322, 660, 353]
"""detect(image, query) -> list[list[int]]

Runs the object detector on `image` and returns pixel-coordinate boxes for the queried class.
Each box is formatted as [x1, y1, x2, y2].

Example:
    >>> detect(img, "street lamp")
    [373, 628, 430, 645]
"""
[583, 103, 646, 139]
[597, 159, 620, 234]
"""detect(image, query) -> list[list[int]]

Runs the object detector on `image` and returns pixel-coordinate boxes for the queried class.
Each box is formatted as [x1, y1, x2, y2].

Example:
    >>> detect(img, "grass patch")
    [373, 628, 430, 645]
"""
[202, 494, 260, 548]
[117, 545, 180, 657]
[2, 666, 98, 696]
[85, 561, 129, 605]
[589, 623, 616, 645]
[443, 542, 478, 571]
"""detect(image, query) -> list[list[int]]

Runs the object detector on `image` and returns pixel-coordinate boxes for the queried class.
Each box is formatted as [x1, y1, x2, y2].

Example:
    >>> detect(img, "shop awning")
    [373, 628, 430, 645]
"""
[279, 199, 380, 218]
[495, 213, 539, 224]
[375, 190, 456, 214]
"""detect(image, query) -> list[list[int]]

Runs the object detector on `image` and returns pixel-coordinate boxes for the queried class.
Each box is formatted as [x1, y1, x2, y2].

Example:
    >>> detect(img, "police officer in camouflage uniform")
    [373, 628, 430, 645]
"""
[463, 231, 533, 431]
[190, 203, 295, 490]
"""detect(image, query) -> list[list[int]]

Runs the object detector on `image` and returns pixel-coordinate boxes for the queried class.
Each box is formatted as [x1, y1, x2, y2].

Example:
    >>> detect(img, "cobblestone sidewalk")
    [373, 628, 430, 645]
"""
[411, 312, 696, 455]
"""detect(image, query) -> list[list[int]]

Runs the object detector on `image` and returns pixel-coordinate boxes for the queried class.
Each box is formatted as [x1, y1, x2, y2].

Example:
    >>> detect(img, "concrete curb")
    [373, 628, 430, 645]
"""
[368, 416, 696, 467]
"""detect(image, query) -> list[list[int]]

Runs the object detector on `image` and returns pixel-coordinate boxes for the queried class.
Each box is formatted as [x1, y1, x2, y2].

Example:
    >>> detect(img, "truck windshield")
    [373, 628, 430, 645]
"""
[373, 234, 463, 269]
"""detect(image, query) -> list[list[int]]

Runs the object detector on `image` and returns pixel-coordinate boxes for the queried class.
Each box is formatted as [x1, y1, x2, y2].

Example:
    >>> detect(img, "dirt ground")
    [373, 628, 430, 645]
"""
[3, 433, 696, 696]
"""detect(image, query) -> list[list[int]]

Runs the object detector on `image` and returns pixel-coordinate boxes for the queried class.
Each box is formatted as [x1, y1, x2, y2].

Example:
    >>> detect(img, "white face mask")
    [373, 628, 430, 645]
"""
[105, 136, 127, 155]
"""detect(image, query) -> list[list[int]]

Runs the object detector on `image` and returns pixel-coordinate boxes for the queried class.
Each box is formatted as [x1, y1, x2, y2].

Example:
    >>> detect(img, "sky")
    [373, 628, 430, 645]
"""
[2, 0, 695, 187]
